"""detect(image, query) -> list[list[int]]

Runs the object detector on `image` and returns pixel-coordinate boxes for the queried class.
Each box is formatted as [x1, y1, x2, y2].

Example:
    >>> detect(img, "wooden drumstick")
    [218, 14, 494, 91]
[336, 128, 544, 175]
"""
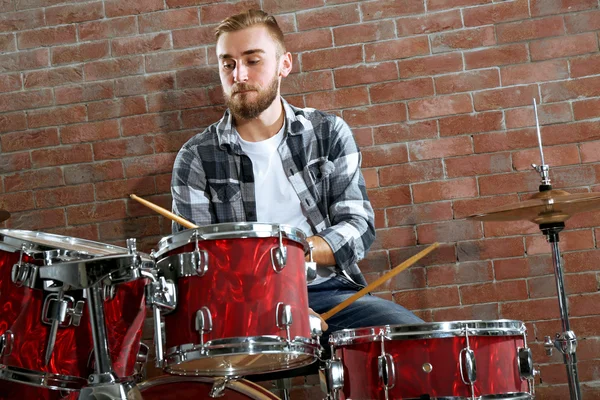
[320, 242, 440, 321]
[130, 194, 199, 229]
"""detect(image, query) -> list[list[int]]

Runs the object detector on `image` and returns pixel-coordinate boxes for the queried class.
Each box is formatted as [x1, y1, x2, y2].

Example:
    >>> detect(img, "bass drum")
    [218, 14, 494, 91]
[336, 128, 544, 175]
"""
[138, 376, 281, 399]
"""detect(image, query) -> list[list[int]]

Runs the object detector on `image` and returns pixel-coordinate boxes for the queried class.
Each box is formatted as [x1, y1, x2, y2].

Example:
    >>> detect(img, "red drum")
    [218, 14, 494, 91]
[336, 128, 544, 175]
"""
[0, 230, 149, 392]
[154, 223, 319, 376]
[326, 320, 535, 400]
[138, 376, 280, 399]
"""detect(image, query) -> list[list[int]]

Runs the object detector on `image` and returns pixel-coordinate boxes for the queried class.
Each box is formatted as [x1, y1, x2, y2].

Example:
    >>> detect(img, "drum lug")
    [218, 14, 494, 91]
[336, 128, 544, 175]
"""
[11, 245, 39, 289]
[276, 302, 293, 341]
[517, 347, 534, 379]
[322, 359, 344, 398]
[209, 376, 239, 398]
[459, 348, 477, 385]
[0, 330, 14, 357]
[378, 353, 396, 390]
[271, 229, 287, 273]
[305, 242, 317, 283]
[195, 306, 213, 346]
[102, 284, 116, 301]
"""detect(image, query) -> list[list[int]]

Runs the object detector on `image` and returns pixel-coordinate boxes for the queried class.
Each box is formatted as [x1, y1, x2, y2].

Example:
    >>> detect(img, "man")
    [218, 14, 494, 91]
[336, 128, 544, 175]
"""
[171, 9, 423, 349]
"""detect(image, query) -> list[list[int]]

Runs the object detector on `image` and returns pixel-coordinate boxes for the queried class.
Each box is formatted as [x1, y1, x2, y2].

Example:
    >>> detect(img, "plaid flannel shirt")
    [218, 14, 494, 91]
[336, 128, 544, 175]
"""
[171, 98, 375, 286]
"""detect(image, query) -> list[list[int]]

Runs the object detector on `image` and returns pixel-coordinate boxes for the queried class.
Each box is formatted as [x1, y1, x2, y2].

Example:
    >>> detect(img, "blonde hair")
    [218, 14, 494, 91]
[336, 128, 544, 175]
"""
[215, 9, 286, 56]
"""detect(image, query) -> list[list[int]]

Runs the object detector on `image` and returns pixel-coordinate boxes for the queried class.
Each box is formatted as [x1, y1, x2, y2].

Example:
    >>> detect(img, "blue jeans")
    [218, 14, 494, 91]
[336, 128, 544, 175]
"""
[308, 274, 423, 350]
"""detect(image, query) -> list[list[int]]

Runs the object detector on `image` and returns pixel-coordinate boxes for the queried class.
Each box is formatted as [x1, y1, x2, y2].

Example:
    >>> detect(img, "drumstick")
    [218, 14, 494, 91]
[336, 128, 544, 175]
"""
[321, 242, 440, 321]
[130, 194, 199, 229]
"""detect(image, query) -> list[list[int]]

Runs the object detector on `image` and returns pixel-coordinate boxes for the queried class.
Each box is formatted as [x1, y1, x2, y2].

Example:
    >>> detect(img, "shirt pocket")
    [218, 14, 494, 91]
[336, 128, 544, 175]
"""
[303, 158, 334, 202]
[207, 180, 242, 203]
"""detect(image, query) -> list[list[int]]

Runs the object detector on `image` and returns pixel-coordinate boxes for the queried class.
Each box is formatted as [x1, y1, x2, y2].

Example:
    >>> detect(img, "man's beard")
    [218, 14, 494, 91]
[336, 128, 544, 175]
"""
[225, 73, 279, 120]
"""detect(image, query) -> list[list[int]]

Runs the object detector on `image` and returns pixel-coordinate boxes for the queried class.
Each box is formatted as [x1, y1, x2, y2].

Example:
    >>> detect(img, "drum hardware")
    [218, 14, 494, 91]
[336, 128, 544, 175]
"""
[308, 313, 323, 339]
[102, 284, 117, 301]
[11, 243, 39, 289]
[195, 307, 213, 346]
[270, 228, 287, 273]
[275, 302, 293, 341]
[209, 376, 241, 398]
[377, 330, 395, 400]
[305, 242, 317, 283]
[134, 342, 150, 381]
[0, 331, 14, 357]
[41, 292, 85, 328]
[322, 359, 343, 400]
[156, 251, 209, 280]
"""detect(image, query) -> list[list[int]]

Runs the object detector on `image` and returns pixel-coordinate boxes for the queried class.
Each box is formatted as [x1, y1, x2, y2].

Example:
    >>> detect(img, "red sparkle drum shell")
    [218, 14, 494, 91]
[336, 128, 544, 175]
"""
[155, 223, 319, 376]
[138, 376, 280, 399]
[0, 230, 148, 391]
[329, 320, 533, 400]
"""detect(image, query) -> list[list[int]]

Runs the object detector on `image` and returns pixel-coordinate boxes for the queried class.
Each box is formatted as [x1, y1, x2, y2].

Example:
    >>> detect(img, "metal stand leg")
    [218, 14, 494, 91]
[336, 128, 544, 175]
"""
[276, 378, 292, 400]
[541, 224, 582, 400]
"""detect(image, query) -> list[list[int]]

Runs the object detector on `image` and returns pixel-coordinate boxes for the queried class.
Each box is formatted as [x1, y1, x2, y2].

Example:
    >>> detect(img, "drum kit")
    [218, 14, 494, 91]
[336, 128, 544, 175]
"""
[0, 102, 597, 400]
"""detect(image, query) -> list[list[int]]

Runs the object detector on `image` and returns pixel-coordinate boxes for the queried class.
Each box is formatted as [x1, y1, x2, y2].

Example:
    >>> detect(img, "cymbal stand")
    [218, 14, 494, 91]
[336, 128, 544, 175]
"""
[531, 99, 582, 400]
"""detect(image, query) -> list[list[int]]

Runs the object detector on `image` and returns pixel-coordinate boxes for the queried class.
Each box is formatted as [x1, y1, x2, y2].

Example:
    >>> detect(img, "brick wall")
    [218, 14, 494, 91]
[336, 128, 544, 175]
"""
[1, 0, 600, 398]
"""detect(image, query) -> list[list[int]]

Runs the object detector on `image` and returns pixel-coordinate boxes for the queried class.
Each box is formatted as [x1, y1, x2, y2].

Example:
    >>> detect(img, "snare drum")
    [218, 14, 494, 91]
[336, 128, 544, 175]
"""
[154, 223, 320, 376]
[325, 320, 535, 400]
[139, 375, 280, 399]
[0, 229, 150, 392]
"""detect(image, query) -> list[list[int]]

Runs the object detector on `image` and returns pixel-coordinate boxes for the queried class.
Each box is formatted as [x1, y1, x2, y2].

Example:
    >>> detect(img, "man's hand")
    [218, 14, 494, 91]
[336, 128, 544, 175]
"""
[309, 307, 328, 331]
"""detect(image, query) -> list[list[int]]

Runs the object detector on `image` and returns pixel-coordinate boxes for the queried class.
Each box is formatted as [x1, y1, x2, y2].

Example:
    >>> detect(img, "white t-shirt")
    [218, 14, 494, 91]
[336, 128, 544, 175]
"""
[237, 126, 334, 285]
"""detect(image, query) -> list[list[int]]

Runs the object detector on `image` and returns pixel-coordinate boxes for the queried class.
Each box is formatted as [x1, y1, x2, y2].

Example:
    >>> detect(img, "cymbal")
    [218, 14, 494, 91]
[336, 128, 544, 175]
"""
[0, 209, 9, 223]
[468, 189, 600, 225]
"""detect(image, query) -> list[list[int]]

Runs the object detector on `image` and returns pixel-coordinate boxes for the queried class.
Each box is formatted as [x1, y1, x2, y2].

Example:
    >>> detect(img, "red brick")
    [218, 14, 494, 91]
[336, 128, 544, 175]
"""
[365, 267, 426, 292]
[359, 250, 391, 274]
[464, 43, 529, 70]
[457, 237, 525, 262]
[27, 104, 87, 128]
[565, 10, 600, 34]
[63, 161, 124, 185]
[334, 22, 395, 47]
[446, 153, 512, 178]
[1, 127, 58, 151]
[148, 88, 210, 112]
[79, 16, 137, 41]
[570, 52, 600, 78]
[35, 184, 95, 208]
[172, 26, 214, 49]
[571, 210, 600, 229]
[370, 78, 434, 103]
[365, 36, 430, 62]
[0, 47, 49, 73]
[563, 250, 600, 273]
[473, 128, 537, 153]
[439, 112, 503, 136]
[4, 167, 63, 192]
[139, 8, 199, 33]
[284, 29, 333, 53]
[88, 97, 146, 121]
[418, 219, 483, 244]
[0, 191, 35, 213]
[461, 280, 528, 305]
[371, 226, 416, 250]
[93, 137, 154, 160]
[305, 86, 369, 111]
[123, 153, 177, 177]
[303, 45, 363, 71]
[281, 71, 333, 96]
[398, 53, 463, 78]
[154, 130, 196, 153]
[84, 56, 144, 81]
[428, 261, 492, 286]
[373, 121, 437, 144]
[408, 93, 473, 120]
[7, 208, 66, 231]
[112, 33, 171, 56]
[0, 111, 27, 136]
[526, 230, 595, 255]
[408, 136, 472, 161]
[0, 9, 44, 32]
[393, 287, 460, 311]
[473, 85, 539, 111]
[362, 143, 408, 168]
[98, 216, 161, 241]
[60, 120, 120, 144]
[200, 0, 260, 24]
[127, 193, 171, 218]
[115, 73, 175, 97]
[432, 303, 500, 321]
[0, 33, 16, 53]
[146, 49, 207, 73]
[463, 0, 529, 27]
[297, 4, 359, 31]
[479, 172, 540, 196]
[552, 164, 598, 187]
[387, 202, 453, 227]
[368, 185, 412, 209]
[379, 160, 444, 186]
[55, 82, 113, 105]
[17, 25, 76, 49]
[435, 68, 499, 94]
[453, 194, 520, 219]
[0, 0, 11, 12]
[181, 106, 227, 129]
[262, 0, 322, 14]
[343, 103, 408, 127]
[413, 177, 478, 203]
[176, 67, 220, 89]
[501, 60, 569, 87]
[45, 2, 103, 25]
[569, 292, 600, 317]
[580, 140, 600, 162]
[494, 255, 552, 280]
[52, 41, 109, 66]
[483, 219, 540, 237]
[529, 274, 598, 299]
[573, 98, 600, 120]
[390, 243, 457, 268]
[361, 0, 424, 20]
[505, 102, 572, 129]
[95, 177, 156, 201]
[105, 0, 163, 17]
[542, 121, 600, 145]
[24, 66, 83, 89]
[431, 26, 495, 53]
[512, 145, 580, 171]
[32, 144, 92, 168]
[121, 113, 180, 137]
[396, 10, 462, 36]
[0, 152, 30, 175]
[531, 0, 597, 17]
[531, 33, 598, 61]
[67, 200, 127, 225]
[497, 16, 565, 44]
